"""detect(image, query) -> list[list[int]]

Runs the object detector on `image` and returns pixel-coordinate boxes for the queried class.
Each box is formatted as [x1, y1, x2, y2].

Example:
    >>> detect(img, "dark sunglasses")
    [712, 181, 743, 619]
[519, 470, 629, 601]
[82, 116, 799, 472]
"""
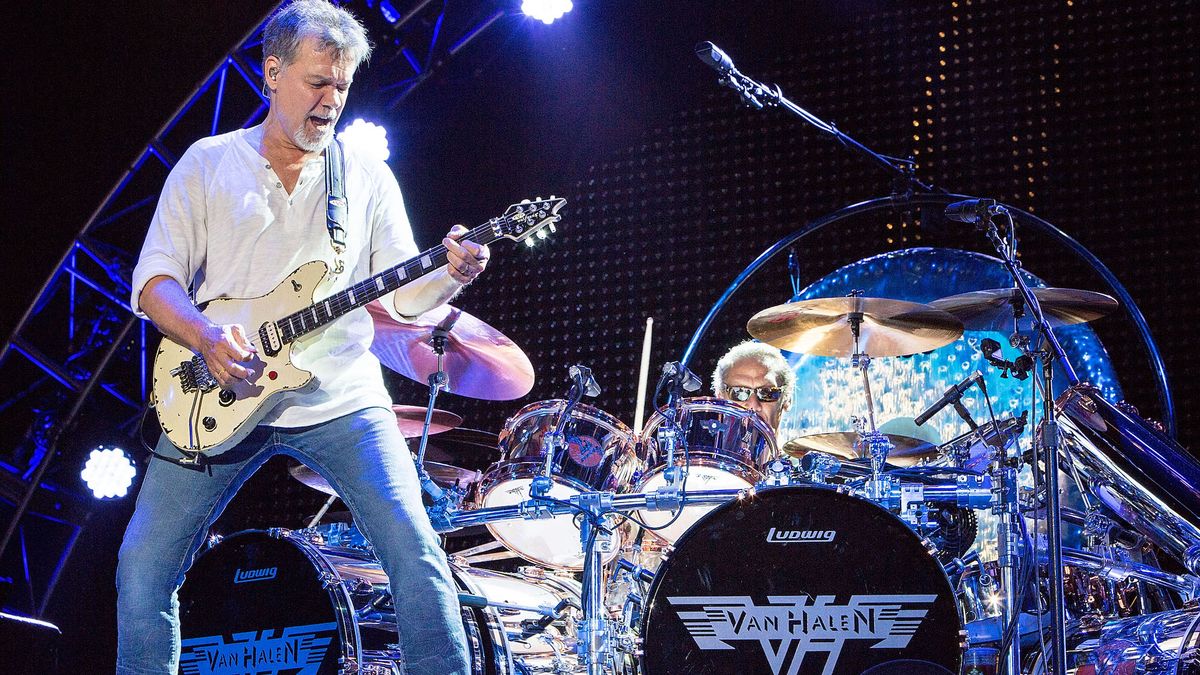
[725, 385, 783, 403]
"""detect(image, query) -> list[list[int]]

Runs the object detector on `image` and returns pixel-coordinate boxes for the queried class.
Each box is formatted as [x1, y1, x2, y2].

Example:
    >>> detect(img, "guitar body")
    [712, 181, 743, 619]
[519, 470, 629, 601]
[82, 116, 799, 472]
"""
[151, 261, 327, 455]
[148, 196, 567, 459]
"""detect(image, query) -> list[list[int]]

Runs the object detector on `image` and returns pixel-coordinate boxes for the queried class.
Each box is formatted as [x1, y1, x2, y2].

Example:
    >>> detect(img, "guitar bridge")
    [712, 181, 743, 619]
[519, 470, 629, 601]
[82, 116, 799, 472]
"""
[170, 355, 219, 394]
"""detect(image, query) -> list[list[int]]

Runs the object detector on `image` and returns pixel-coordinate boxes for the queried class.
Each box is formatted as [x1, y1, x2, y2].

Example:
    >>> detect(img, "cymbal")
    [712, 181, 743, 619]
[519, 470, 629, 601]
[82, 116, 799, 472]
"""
[747, 297, 963, 357]
[930, 287, 1118, 332]
[289, 460, 481, 496]
[413, 427, 501, 471]
[782, 431, 940, 467]
[368, 302, 534, 400]
[391, 404, 462, 438]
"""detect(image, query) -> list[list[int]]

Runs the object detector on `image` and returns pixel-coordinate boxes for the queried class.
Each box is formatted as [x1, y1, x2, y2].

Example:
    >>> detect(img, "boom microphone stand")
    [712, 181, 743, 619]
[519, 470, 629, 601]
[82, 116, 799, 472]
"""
[974, 204, 1077, 675]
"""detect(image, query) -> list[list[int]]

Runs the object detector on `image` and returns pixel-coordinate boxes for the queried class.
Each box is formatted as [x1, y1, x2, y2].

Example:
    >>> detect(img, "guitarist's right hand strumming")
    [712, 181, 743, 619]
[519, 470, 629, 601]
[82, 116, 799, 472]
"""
[141, 275, 258, 389]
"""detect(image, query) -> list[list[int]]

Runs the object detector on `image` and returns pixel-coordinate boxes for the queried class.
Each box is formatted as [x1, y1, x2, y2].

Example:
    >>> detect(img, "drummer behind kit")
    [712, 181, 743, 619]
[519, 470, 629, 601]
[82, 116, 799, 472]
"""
[170, 52, 1200, 674]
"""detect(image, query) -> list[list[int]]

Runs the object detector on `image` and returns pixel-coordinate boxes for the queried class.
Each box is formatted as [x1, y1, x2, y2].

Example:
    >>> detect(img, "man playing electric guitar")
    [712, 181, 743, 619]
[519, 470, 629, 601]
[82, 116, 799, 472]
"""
[116, 2, 480, 672]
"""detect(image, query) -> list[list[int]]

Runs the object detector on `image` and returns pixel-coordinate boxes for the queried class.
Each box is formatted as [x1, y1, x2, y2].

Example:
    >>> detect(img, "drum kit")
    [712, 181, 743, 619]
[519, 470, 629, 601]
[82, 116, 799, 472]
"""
[175, 250, 1200, 675]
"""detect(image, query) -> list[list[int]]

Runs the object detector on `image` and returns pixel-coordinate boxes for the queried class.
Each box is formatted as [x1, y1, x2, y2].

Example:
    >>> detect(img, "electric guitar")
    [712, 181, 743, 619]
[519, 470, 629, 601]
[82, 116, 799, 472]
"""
[150, 197, 566, 457]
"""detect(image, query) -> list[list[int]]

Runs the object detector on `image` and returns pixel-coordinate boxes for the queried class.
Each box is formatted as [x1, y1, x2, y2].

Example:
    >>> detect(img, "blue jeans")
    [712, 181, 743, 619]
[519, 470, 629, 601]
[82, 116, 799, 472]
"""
[115, 406, 470, 674]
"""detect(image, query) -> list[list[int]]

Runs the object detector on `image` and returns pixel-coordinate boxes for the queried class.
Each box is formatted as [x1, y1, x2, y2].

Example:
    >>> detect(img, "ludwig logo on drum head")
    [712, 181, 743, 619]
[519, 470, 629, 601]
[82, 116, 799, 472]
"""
[233, 566, 277, 584]
[766, 527, 835, 543]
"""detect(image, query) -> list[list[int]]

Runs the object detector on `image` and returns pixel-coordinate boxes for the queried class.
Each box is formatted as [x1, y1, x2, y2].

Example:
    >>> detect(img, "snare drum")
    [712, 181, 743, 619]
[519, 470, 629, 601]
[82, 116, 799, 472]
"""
[634, 397, 778, 543]
[476, 400, 640, 569]
[640, 486, 963, 674]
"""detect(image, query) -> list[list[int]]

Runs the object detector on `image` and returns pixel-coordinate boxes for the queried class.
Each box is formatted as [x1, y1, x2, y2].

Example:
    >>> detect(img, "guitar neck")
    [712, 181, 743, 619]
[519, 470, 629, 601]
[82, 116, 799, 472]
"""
[276, 220, 502, 343]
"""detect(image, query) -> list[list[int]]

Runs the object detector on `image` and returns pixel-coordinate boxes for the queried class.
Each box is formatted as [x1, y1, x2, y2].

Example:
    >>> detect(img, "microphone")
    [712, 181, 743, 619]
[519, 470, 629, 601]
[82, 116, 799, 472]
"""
[694, 41, 735, 73]
[915, 371, 983, 426]
[944, 198, 1007, 224]
[660, 361, 702, 393]
[568, 364, 601, 397]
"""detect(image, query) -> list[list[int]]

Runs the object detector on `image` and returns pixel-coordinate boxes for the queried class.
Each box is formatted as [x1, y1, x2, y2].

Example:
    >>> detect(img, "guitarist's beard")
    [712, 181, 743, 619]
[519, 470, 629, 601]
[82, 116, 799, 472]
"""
[295, 114, 336, 153]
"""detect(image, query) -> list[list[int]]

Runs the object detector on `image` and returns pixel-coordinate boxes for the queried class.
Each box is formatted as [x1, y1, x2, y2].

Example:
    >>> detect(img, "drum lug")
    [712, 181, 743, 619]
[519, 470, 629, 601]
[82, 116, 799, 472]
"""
[267, 526, 292, 540]
[339, 655, 360, 674]
[320, 571, 340, 589]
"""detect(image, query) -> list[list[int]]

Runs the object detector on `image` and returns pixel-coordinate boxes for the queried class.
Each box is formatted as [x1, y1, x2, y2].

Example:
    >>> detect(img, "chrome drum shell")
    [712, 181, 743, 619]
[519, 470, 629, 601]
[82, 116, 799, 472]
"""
[1055, 384, 1200, 573]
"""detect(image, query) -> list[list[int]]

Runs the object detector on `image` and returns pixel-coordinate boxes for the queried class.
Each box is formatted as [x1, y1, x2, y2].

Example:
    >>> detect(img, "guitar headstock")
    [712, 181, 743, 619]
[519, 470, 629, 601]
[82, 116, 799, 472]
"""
[491, 196, 566, 246]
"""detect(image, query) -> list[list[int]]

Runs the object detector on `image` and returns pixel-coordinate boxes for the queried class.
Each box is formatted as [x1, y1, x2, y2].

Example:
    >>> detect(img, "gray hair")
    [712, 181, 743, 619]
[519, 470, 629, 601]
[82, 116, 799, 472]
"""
[711, 340, 797, 409]
[263, 0, 373, 73]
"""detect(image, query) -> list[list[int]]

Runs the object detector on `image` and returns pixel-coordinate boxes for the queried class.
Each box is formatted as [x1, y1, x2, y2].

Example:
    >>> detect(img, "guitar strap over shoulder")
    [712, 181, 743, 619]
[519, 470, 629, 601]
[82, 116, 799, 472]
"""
[324, 139, 347, 251]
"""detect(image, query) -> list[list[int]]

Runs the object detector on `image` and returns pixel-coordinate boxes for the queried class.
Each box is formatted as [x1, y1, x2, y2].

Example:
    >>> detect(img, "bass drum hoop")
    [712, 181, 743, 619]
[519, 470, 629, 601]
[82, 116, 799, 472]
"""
[640, 486, 962, 675]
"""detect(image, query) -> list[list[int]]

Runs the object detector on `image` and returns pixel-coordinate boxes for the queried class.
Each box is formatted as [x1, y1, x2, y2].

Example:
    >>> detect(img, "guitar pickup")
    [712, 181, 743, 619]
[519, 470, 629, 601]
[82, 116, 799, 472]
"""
[170, 355, 219, 394]
[259, 322, 283, 357]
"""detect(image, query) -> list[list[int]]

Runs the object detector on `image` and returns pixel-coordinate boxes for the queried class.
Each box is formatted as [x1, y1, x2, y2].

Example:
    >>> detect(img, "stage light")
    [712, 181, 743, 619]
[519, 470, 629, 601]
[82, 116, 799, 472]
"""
[521, 0, 573, 25]
[337, 119, 390, 162]
[379, 0, 401, 24]
[81, 446, 137, 499]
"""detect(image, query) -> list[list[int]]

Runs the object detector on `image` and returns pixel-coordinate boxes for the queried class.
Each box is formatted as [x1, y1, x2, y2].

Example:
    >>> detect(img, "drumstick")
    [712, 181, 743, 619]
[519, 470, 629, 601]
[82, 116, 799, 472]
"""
[634, 317, 654, 435]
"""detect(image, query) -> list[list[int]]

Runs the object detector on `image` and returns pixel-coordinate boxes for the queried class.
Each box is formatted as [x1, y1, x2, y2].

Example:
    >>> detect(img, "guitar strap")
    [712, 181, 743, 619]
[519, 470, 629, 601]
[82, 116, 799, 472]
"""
[324, 139, 348, 254]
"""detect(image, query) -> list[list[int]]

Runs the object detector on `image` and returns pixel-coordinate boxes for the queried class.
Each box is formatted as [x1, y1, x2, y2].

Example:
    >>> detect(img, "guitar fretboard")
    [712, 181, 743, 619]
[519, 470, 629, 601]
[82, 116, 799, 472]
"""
[276, 220, 501, 343]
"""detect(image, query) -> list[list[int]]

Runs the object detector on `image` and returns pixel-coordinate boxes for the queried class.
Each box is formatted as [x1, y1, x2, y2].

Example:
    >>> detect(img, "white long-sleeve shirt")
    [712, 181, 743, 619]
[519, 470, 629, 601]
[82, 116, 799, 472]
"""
[132, 125, 451, 429]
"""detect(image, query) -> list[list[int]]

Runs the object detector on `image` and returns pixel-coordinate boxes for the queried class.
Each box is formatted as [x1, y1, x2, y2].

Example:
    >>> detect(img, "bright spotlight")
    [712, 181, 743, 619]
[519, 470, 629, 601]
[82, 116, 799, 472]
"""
[337, 119, 390, 162]
[522, 0, 573, 24]
[81, 446, 137, 499]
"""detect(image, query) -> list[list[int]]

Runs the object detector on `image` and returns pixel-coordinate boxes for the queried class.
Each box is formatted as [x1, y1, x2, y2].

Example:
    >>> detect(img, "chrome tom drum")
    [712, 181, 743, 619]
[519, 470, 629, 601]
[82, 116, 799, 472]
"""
[635, 397, 778, 543]
[477, 400, 640, 569]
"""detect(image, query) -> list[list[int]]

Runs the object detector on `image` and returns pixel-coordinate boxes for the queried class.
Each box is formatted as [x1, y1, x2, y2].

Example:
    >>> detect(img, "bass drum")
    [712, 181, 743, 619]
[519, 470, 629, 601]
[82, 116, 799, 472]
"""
[640, 486, 962, 675]
[178, 530, 512, 675]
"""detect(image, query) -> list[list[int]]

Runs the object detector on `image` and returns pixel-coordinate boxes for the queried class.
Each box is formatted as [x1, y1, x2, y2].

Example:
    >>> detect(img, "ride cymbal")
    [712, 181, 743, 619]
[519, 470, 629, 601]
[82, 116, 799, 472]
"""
[930, 287, 1117, 332]
[747, 297, 963, 357]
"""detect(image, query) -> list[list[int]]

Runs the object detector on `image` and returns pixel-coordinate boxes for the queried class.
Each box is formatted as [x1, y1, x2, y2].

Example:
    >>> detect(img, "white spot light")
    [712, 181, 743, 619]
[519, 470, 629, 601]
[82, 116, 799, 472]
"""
[81, 446, 137, 499]
[337, 119, 390, 162]
[522, 0, 573, 24]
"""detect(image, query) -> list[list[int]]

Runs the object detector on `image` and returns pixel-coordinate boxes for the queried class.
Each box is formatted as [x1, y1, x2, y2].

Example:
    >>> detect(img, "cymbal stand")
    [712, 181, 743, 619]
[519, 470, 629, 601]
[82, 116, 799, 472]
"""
[847, 309, 895, 501]
[980, 205, 1075, 675]
[576, 492, 616, 675]
[417, 323, 458, 530]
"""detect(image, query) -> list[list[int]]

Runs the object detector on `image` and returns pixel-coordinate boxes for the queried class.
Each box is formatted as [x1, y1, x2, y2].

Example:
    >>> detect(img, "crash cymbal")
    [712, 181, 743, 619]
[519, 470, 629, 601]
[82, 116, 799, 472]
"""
[747, 297, 963, 357]
[391, 404, 462, 438]
[782, 431, 940, 467]
[368, 302, 534, 400]
[289, 460, 481, 496]
[930, 287, 1118, 332]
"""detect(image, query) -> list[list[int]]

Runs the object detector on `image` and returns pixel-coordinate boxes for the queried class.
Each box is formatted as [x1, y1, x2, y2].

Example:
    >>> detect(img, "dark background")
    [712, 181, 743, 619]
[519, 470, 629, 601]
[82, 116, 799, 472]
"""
[4, 0, 1198, 670]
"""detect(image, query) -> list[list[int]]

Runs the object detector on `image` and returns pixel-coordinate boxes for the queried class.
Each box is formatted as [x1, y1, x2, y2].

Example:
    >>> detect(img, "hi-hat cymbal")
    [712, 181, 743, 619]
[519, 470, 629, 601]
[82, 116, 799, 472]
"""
[930, 287, 1118, 332]
[747, 297, 963, 357]
[289, 460, 481, 496]
[782, 431, 940, 466]
[391, 404, 462, 438]
[412, 427, 501, 472]
[368, 302, 535, 401]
